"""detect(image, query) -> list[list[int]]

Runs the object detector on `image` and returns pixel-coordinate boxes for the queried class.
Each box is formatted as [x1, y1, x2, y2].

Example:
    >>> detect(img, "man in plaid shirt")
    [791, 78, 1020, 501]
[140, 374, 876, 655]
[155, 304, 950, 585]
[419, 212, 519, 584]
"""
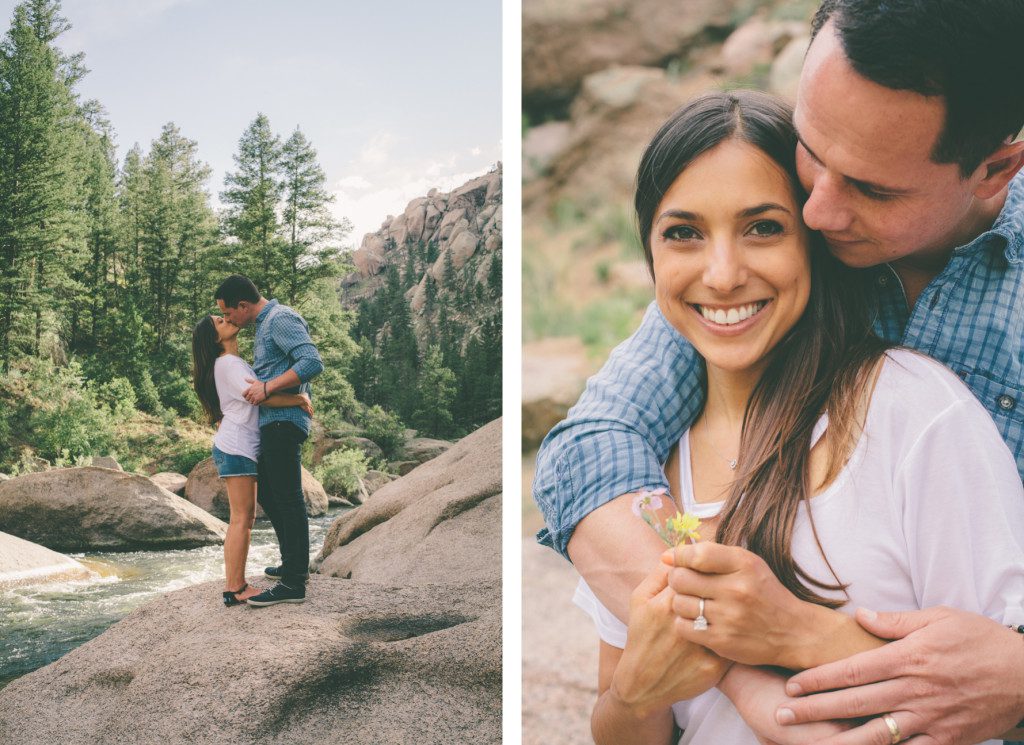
[215, 275, 323, 606]
[534, 1, 1024, 742]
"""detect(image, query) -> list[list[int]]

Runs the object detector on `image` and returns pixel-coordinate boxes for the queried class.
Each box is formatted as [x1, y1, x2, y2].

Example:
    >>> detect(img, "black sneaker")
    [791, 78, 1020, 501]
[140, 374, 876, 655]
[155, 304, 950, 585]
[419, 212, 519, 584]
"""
[246, 581, 306, 607]
[264, 565, 282, 579]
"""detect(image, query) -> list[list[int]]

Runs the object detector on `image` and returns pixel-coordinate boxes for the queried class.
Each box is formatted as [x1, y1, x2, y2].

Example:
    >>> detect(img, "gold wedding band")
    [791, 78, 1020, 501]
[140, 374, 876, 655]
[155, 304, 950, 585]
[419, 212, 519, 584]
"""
[882, 713, 901, 743]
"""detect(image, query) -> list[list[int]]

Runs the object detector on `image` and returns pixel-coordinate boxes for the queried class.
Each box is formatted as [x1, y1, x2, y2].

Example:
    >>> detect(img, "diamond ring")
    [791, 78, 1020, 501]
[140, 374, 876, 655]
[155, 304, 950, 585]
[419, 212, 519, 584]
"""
[694, 597, 708, 631]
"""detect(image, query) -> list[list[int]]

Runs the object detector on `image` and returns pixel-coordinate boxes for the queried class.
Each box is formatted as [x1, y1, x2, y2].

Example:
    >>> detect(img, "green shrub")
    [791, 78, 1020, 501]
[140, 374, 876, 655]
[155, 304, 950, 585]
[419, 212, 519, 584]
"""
[14, 359, 117, 463]
[167, 439, 211, 477]
[314, 447, 368, 498]
[361, 405, 406, 459]
[133, 370, 164, 414]
[156, 372, 200, 418]
[96, 377, 137, 420]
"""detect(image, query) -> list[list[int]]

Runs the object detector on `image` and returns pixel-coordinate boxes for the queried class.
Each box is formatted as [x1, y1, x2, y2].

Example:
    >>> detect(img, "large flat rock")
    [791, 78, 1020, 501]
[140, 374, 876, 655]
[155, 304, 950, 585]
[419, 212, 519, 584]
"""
[522, 537, 598, 745]
[0, 468, 227, 552]
[0, 576, 500, 745]
[0, 531, 92, 589]
[314, 419, 501, 587]
[184, 458, 328, 521]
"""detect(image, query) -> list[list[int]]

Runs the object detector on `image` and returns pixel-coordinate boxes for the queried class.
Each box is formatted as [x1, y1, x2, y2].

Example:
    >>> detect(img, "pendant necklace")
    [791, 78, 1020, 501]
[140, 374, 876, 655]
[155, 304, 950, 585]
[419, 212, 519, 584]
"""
[699, 416, 738, 470]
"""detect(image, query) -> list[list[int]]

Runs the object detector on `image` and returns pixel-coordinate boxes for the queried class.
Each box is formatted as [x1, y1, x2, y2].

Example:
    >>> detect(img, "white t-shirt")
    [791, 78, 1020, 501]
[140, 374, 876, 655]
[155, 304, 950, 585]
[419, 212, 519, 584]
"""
[573, 350, 1024, 745]
[212, 354, 261, 462]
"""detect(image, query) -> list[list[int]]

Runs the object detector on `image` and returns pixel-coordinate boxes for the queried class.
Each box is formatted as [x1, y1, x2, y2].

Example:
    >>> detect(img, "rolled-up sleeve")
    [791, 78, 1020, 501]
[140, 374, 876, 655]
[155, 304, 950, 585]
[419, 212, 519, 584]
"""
[532, 302, 706, 559]
[270, 314, 324, 383]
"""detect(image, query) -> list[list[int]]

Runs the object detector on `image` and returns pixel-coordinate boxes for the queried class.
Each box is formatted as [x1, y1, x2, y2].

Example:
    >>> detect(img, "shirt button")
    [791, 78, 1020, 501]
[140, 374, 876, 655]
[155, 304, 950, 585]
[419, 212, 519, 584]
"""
[998, 394, 1016, 411]
[877, 274, 889, 286]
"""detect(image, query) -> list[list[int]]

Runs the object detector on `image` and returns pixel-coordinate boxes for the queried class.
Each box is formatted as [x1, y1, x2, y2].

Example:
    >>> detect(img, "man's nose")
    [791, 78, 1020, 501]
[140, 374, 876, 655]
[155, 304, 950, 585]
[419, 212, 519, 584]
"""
[802, 169, 854, 233]
[703, 239, 747, 293]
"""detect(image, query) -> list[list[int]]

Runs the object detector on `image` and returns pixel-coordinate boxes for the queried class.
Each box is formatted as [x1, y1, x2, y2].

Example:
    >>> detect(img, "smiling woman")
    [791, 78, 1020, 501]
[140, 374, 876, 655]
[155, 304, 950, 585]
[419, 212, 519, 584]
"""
[540, 89, 1024, 745]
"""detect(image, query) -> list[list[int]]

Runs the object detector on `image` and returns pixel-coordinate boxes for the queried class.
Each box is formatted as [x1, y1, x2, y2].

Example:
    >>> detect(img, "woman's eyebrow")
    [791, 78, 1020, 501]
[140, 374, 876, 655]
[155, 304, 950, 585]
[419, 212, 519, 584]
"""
[657, 208, 701, 222]
[738, 203, 791, 218]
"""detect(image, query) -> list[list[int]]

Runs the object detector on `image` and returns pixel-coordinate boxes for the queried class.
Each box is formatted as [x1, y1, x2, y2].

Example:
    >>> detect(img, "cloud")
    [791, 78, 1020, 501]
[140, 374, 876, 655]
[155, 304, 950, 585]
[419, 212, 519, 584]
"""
[61, 0, 199, 44]
[356, 132, 396, 167]
[334, 175, 372, 191]
[330, 134, 499, 246]
[333, 168, 492, 248]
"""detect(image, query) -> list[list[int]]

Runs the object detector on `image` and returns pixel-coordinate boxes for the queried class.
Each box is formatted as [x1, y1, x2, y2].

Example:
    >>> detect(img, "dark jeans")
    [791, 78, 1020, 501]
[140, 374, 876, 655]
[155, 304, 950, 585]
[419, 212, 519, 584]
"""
[257, 421, 309, 587]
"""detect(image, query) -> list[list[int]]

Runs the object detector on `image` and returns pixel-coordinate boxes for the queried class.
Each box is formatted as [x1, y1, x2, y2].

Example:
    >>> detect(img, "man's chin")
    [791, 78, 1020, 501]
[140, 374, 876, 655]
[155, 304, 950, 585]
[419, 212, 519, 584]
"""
[824, 239, 883, 269]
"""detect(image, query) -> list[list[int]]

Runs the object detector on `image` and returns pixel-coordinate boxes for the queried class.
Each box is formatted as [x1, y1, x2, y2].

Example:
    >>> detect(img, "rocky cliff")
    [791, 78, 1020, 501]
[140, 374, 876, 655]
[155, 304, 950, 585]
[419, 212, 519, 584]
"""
[342, 165, 502, 320]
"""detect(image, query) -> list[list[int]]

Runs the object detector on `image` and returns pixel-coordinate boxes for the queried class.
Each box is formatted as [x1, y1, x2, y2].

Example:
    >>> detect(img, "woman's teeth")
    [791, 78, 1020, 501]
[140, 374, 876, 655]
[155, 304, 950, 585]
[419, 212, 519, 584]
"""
[698, 301, 768, 326]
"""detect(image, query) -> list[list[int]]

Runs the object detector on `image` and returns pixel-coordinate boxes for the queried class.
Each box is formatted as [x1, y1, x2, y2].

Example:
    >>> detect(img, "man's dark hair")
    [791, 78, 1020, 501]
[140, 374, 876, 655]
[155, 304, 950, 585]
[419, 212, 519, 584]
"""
[214, 275, 261, 308]
[811, 0, 1024, 176]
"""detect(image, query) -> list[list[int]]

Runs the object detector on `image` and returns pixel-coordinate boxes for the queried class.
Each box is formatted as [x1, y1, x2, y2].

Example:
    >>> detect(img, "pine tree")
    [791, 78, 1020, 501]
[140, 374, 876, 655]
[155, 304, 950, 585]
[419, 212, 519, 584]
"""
[0, 0, 86, 370]
[412, 344, 456, 437]
[402, 244, 416, 289]
[424, 273, 437, 312]
[140, 123, 215, 354]
[280, 127, 348, 305]
[351, 336, 379, 405]
[442, 247, 455, 287]
[221, 113, 283, 297]
[118, 144, 146, 288]
[379, 290, 419, 421]
[487, 251, 501, 298]
[76, 111, 118, 353]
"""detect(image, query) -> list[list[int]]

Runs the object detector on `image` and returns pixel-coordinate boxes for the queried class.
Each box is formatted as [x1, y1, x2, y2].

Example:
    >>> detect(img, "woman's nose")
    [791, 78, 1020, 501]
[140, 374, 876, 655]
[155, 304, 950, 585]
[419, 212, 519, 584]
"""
[703, 239, 747, 293]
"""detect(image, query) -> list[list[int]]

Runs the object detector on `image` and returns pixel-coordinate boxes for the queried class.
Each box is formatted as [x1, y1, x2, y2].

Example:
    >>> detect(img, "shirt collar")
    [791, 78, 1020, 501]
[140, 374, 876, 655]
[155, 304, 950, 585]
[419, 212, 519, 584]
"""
[955, 169, 1024, 264]
[255, 298, 278, 325]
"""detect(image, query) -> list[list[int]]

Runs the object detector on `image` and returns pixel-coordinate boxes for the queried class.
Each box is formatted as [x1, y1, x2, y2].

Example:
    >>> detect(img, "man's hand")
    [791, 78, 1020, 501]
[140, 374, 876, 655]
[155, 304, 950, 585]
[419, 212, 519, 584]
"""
[665, 542, 834, 668]
[610, 564, 730, 717]
[243, 377, 268, 405]
[777, 606, 1024, 744]
[297, 392, 313, 416]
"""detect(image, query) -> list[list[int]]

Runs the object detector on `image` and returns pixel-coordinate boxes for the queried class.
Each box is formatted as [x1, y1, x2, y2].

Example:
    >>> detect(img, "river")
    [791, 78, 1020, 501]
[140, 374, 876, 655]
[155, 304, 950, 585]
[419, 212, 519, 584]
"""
[0, 509, 344, 690]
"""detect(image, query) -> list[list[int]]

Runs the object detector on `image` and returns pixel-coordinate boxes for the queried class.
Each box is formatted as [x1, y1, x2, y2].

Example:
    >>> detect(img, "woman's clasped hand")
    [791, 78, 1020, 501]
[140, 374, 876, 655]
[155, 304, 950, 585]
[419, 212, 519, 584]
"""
[662, 542, 841, 669]
[607, 565, 730, 718]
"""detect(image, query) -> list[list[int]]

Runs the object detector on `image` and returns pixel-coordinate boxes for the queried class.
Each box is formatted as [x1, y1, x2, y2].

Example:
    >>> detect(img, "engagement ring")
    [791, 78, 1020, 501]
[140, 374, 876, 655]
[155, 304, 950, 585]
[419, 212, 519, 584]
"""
[693, 597, 708, 631]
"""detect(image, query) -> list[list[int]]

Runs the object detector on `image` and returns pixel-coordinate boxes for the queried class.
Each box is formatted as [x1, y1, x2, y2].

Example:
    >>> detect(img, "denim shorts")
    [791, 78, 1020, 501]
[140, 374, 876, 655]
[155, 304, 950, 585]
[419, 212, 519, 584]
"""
[211, 445, 258, 478]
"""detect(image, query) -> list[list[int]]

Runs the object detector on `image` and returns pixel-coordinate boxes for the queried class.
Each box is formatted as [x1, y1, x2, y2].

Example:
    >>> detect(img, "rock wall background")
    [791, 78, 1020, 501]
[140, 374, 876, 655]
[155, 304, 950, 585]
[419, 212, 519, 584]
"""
[521, 2, 818, 742]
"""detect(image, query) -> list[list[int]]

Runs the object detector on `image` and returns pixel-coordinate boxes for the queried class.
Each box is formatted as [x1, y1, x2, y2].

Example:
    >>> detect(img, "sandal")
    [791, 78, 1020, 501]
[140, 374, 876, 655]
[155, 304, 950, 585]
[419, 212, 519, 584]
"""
[222, 582, 249, 607]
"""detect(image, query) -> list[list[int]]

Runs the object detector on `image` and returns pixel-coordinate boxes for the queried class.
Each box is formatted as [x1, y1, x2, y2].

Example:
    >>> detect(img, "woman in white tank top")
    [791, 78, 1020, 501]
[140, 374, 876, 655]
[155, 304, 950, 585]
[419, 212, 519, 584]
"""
[577, 91, 1024, 744]
[191, 314, 312, 606]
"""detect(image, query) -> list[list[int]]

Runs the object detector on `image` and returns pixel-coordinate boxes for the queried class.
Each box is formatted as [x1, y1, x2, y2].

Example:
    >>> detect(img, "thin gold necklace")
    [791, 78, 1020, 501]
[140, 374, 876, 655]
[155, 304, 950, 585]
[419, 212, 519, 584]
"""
[698, 416, 738, 470]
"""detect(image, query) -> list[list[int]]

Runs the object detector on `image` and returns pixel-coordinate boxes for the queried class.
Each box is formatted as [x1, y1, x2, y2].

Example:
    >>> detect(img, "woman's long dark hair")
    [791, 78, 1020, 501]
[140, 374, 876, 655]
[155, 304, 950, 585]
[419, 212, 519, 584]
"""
[636, 90, 890, 608]
[192, 316, 223, 426]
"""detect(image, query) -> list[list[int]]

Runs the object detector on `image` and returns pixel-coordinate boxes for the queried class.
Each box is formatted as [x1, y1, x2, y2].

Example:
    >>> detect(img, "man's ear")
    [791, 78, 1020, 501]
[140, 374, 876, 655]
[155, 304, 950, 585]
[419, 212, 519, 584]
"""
[973, 139, 1024, 200]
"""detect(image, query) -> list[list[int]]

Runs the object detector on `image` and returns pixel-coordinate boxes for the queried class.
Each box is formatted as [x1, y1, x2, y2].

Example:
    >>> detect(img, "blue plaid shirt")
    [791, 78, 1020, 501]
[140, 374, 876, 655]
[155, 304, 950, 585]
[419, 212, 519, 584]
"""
[534, 171, 1024, 559]
[253, 299, 323, 434]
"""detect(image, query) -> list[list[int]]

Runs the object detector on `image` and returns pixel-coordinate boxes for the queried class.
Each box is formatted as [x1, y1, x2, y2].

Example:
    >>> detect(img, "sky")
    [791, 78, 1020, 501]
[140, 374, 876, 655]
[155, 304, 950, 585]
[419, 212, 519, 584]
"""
[0, 0, 502, 245]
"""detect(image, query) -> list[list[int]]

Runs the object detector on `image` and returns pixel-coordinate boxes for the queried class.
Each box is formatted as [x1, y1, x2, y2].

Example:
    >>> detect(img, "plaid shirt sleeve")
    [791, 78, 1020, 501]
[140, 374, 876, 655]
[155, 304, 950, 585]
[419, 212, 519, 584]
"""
[532, 302, 706, 559]
[268, 312, 324, 383]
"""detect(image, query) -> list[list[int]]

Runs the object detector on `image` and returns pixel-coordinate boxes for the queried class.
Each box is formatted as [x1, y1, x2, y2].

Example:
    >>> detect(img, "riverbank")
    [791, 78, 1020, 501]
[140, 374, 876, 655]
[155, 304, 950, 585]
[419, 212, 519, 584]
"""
[0, 510, 344, 690]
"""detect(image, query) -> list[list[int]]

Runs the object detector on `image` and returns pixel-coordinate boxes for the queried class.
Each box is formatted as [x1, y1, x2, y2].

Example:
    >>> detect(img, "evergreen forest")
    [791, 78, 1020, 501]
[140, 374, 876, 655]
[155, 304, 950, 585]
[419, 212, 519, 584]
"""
[0, 0, 502, 475]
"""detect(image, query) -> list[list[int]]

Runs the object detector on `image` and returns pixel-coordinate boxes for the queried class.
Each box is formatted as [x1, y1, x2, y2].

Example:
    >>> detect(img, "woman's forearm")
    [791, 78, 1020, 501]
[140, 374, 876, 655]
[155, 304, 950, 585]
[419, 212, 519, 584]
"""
[592, 688, 675, 745]
[784, 601, 886, 670]
[260, 393, 306, 409]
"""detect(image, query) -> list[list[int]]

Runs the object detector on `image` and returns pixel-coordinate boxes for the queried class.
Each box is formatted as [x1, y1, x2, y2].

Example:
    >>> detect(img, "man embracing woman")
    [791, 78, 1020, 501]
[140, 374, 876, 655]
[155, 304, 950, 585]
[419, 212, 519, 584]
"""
[191, 274, 323, 607]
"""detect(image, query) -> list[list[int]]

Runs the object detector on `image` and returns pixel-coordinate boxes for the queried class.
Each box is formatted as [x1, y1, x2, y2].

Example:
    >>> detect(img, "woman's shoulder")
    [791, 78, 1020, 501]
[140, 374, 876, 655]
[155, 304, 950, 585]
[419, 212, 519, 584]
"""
[875, 349, 976, 407]
[868, 349, 989, 435]
[215, 354, 251, 369]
